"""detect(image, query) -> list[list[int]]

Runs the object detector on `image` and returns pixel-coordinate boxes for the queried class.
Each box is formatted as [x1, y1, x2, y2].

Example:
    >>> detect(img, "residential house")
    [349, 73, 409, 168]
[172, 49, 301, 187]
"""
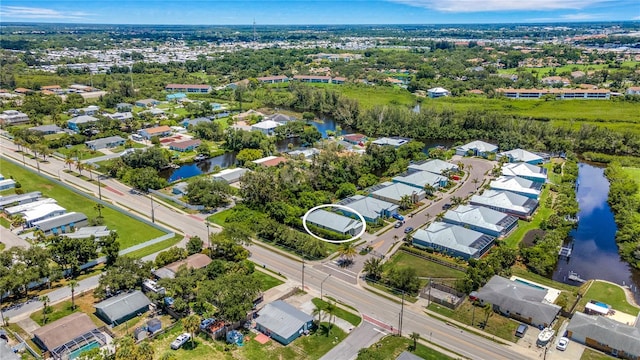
[33, 212, 88, 236]
[332, 77, 346, 84]
[411, 222, 495, 260]
[182, 117, 211, 128]
[427, 87, 451, 98]
[293, 75, 331, 83]
[304, 209, 364, 236]
[627, 87, 640, 95]
[369, 181, 426, 205]
[498, 149, 543, 165]
[4, 198, 57, 216]
[470, 190, 538, 220]
[475, 275, 561, 328]
[288, 148, 320, 160]
[541, 76, 570, 86]
[257, 75, 289, 84]
[32, 313, 103, 360]
[501, 163, 548, 183]
[135, 98, 160, 108]
[166, 92, 187, 101]
[41, 85, 62, 93]
[105, 112, 133, 121]
[85, 136, 126, 151]
[140, 108, 165, 118]
[116, 103, 133, 112]
[264, 113, 295, 124]
[0, 110, 30, 125]
[408, 159, 458, 175]
[94, 290, 151, 325]
[0, 192, 42, 209]
[442, 205, 518, 238]
[255, 300, 314, 345]
[567, 312, 640, 360]
[234, 109, 265, 122]
[371, 137, 409, 148]
[490, 176, 542, 199]
[28, 124, 62, 135]
[164, 84, 212, 93]
[138, 125, 172, 140]
[392, 171, 448, 190]
[169, 139, 202, 152]
[342, 134, 367, 145]
[251, 120, 284, 135]
[64, 226, 112, 239]
[252, 156, 287, 167]
[456, 141, 498, 157]
[72, 105, 100, 115]
[338, 195, 399, 223]
[23, 203, 67, 228]
[153, 254, 212, 279]
[67, 115, 99, 132]
[0, 179, 16, 191]
[397, 352, 423, 360]
[212, 168, 249, 184]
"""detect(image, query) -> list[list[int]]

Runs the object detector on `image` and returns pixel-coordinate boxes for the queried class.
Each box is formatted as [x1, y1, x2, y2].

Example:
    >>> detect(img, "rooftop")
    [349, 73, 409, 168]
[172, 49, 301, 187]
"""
[369, 182, 425, 202]
[33, 212, 87, 231]
[501, 163, 547, 180]
[33, 313, 97, 351]
[305, 209, 363, 235]
[490, 176, 542, 197]
[393, 171, 447, 189]
[256, 300, 313, 340]
[443, 205, 518, 234]
[338, 195, 399, 221]
[470, 190, 538, 214]
[412, 222, 495, 257]
[141, 125, 172, 134]
[457, 140, 498, 153]
[568, 312, 640, 357]
[94, 290, 151, 324]
[408, 159, 458, 174]
[498, 148, 543, 163]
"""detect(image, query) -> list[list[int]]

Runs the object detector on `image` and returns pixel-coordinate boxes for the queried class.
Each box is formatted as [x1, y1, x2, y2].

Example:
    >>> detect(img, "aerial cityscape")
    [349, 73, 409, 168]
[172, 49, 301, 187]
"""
[0, 2, 640, 360]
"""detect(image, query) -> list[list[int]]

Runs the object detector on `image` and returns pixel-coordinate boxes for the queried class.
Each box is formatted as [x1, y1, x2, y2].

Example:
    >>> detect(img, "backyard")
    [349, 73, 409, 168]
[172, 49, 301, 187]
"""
[503, 186, 553, 248]
[358, 335, 455, 360]
[577, 280, 640, 316]
[386, 251, 466, 279]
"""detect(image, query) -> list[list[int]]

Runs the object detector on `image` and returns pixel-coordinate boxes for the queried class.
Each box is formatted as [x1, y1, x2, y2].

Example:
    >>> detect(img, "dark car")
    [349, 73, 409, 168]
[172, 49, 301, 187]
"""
[404, 227, 414, 234]
[515, 324, 528, 338]
[442, 203, 452, 210]
[394, 221, 403, 228]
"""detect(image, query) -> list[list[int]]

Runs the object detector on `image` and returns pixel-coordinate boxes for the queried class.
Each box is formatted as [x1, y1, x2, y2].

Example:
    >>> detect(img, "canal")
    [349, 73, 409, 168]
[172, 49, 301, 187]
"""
[552, 163, 640, 301]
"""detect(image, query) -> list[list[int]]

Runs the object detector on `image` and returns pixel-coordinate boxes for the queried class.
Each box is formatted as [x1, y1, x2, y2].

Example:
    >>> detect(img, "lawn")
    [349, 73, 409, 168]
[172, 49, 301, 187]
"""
[311, 298, 362, 327]
[29, 291, 105, 328]
[0, 216, 11, 228]
[622, 167, 640, 200]
[332, 84, 416, 108]
[110, 142, 146, 153]
[151, 322, 232, 360]
[387, 251, 466, 279]
[581, 348, 616, 360]
[30, 300, 78, 326]
[578, 280, 640, 316]
[497, 62, 640, 77]
[358, 335, 455, 360]
[123, 234, 183, 259]
[503, 186, 552, 248]
[542, 160, 563, 185]
[0, 159, 167, 249]
[207, 208, 235, 227]
[427, 300, 519, 342]
[253, 270, 285, 291]
[54, 144, 104, 160]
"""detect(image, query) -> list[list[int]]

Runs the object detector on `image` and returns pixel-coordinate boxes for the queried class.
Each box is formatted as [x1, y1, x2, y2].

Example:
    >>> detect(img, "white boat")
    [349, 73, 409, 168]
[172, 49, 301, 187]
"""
[537, 327, 555, 346]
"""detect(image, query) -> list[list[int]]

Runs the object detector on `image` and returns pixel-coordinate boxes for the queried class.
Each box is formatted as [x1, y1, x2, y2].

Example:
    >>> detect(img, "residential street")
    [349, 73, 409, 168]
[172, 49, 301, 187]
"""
[0, 139, 534, 359]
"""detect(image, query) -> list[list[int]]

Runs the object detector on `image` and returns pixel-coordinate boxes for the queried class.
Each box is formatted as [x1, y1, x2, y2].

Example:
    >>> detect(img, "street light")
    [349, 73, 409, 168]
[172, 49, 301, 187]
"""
[320, 274, 332, 301]
[96, 173, 102, 201]
[301, 260, 305, 291]
[149, 192, 160, 223]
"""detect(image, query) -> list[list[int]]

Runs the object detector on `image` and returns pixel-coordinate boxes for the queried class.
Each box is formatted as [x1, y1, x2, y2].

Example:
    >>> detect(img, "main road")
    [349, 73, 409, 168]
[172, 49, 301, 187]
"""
[0, 139, 531, 359]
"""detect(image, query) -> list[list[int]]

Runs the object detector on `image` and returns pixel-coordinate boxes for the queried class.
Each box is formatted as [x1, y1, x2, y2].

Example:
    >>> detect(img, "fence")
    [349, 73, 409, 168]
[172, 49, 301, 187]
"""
[148, 189, 204, 211]
[8, 328, 42, 359]
[420, 281, 465, 310]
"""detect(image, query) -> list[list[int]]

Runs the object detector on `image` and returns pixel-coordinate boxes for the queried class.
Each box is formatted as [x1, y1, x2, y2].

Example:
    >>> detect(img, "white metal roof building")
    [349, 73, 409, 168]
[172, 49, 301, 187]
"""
[470, 190, 538, 220]
[408, 159, 458, 175]
[33, 212, 88, 235]
[490, 176, 542, 199]
[255, 300, 314, 345]
[501, 163, 548, 183]
[442, 205, 518, 237]
[0, 191, 42, 209]
[212, 168, 249, 184]
[23, 203, 67, 227]
[338, 195, 399, 223]
[498, 148, 544, 165]
[304, 209, 363, 236]
[0, 179, 16, 191]
[427, 87, 450, 98]
[392, 170, 448, 190]
[369, 181, 426, 205]
[371, 137, 410, 147]
[456, 140, 498, 157]
[411, 222, 495, 260]
[251, 120, 284, 135]
[94, 290, 151, 325]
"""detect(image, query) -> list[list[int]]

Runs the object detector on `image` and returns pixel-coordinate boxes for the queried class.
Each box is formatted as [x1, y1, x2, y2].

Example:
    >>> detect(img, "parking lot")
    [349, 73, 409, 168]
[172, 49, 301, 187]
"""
[513, 322, 585, 360]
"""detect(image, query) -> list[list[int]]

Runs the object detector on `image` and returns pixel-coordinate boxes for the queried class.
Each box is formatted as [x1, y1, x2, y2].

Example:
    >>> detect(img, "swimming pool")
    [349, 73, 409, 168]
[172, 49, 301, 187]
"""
[68, 341, 100, 360]
[514, 278, 547, 291]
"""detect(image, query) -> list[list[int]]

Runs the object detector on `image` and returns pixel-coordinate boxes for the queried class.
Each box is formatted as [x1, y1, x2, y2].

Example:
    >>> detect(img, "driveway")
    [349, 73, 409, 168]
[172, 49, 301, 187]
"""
[319, 321, 387, 360]
[0, 227, 30, 249]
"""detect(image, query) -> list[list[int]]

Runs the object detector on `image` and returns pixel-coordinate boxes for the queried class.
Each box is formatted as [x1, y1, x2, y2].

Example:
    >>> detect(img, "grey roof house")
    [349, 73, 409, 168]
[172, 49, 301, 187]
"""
[255, 300, 314, 345]
[212, 168, 249, 184]
[32, 313, 104, 360]
[94, 290, 151, 325]
[475, 275, 560, 328]
[0, 191, 42, 209]
[501, 163, 548, 183]
[411, 222, 495, 260]
[456, 140, 498, 157]
[498, 148, 544, 165]
[338, 195, 399, 223]
[369, 181, 426, 205]
[371, 137, 409, 148]
[392, 170, 448, 190]
[304, 209, 364, 236]
[33, 212, 88, 236]
[567, 312, 640, 359]
[490, 176, 542, 199]
[29, 124, 63, 135]
[470, 190, 538, 220]
[85, 136, 126, 150]
[442, 205, 518, 238]
[408, 159, 458, 175]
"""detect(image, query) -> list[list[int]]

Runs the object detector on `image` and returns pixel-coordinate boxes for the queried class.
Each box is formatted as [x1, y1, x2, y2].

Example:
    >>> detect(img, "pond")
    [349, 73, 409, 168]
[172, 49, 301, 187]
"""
[551, 163, 640, 301]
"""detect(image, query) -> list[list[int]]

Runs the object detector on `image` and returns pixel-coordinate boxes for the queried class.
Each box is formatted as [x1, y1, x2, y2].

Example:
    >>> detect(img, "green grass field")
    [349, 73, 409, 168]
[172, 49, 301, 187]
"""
[0, 159, 166, 249]
[622, 167, 640, 199]
[55, 144, 104, 160]
[387, 251, 465, 279]
[579, 280, 640, 316]
[503, 186, 552, 248]
[326, 84, 416, 108]
[358, 335, 455, 360]
[581, 348, 616, 360]
[253, 270, 284, 291]
[497, 62, 639, 76]
[311, 298, 362, 327]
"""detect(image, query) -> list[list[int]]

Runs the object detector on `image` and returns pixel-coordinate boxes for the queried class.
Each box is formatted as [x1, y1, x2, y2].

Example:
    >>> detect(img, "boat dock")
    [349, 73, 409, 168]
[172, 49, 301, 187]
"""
[568, 271, 586, 283]
[558, 246, 572, 258]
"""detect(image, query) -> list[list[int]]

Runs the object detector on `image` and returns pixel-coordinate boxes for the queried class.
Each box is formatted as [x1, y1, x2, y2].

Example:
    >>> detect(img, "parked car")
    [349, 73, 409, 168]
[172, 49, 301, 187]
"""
[171, 333, 191, 350]
[556, 337, 569, 351]
[392, 213, 405, 221]
[394, 221, 403, 228]
[442, 203, 452, 210]
[515, 324, 528, 338]
[200, 318, 215, 331]
[404, 227, 414, 234]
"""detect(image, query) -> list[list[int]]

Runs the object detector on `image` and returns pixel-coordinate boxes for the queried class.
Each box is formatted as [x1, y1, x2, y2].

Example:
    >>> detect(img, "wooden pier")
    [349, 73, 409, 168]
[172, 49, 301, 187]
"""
[568, 271, 586, 283]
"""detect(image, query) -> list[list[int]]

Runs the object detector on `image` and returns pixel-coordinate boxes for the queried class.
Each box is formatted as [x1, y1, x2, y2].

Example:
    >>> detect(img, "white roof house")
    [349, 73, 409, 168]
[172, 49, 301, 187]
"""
[498, 149, 543, 164]
[411, 222, 495, 260]
[442, 205, 518, 237]
[23, 203, 67, 227]
[427, 87, 450, 98]
[338, 195, 399, 223]
[371, 137, 410, 147]
[305, 209, 363, 236]
[212, 168, 249, 184]
[369, 182, 426, 205]
[251, 120, 284, 135]
[501, 163, 548, 183]
[470, 190, 538, 219]
[4, 198, 58, 216]
[393, 171, 448, 190]
[408, 159, 458, 175]
[456, 140, 498, 157]
[490, 176, 542, 199]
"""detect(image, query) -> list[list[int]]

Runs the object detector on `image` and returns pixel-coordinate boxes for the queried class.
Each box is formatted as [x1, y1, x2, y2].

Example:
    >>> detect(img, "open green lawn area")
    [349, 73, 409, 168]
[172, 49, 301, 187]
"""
[497, 62, 640, 76]
[387, 251, 465, 279]
[0, 216, 11, 228]
[511, 265, 579, 293]
[358, 335, 455, 360]
[124, 234, 183, 259]
[331, 84, 416, 108]
[253, 270, 284, 291]
[0, 159, 167, 249]
[311, 298, 361, 327]
[30, 300, 77, 326]
[503, 186, 552, 248]
[207, 208, 234, 226]
[54, 144, 104, 160]
[622, 167, 640, 199]
[581, 348, 616, 360]
[542, 161, 563, 185]
[578, 280, 640, 316]
[427, 299, 518, 342]
[110, 142, 147, 153]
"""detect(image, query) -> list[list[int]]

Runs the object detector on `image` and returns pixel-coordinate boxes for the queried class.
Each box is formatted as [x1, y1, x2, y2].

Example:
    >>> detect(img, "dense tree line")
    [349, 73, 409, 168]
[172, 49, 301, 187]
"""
[605, 163, 640, 269]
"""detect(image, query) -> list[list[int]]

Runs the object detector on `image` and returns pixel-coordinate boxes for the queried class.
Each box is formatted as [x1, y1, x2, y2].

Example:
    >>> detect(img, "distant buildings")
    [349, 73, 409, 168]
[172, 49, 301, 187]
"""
[85, 136, 126, 151]
[501, 163, 548, 183]
[256, 75, 289, 84]
[408, 159, 458, 175]
[442, 205, 518, 238]
[165, 84, 212, 93]
[138, 125, 172, 140]
[29, 125, 63, 135]
[412, 222, 495, 260]
[456, 141, 498, 158]
[627, 86, 640, 95]
[304, 209, 363, 236]
[135, 98, 160, 108]
[212, 168, 249, 184]
[169, 139, 202, 152]
[251, 120, 284, 135]
[497, 88, 610, 100]
[252, 156, 287, 167]
[67, 115, 99, 132]
[338, 195, 399, 223]
[371, 137, 410, 148]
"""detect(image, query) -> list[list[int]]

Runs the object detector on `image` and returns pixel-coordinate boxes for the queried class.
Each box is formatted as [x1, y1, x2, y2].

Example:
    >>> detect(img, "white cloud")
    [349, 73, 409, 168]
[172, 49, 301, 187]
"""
[387, 0, 612, 12]
[0, 6, 93, 19]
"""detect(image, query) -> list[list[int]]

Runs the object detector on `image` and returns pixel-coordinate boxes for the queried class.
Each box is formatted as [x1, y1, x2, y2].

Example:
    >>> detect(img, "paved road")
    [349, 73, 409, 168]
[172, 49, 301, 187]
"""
[0, 140, 533, 359]
[0, 227, 30, 249]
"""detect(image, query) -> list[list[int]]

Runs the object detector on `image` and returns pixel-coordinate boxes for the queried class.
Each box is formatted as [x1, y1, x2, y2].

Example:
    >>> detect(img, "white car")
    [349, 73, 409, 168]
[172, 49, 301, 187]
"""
[171, 333, 191, 350]
[556, 337, 569, 351]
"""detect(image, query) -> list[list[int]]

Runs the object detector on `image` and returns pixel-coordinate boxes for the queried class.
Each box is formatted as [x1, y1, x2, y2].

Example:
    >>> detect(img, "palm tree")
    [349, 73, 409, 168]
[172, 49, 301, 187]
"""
[472, 178, 479, 188]
[115, 336, 137, 360]
[456, 161, 464, 172]
[68, 280, 78, 310]
[435, 213, 445, 222]
[183, 314, 201, 348]
[10, 215, 25, 229]
[423, 184, 436, 196]
[363, 257, 384, 280]
[94, 203, 104, 218]
[399, 195, 413, 210]
[337, 243, 357, 264]
[324, 301, 336, 332]
[76, 160, 85, 176]
[312, 305, 323, 325]
[65, 155, 74, 170]
[451, 196, 465, 205]
[40, 295, 50, 323]
[410, 332, 420, 351]
[482, 302, 493, 328]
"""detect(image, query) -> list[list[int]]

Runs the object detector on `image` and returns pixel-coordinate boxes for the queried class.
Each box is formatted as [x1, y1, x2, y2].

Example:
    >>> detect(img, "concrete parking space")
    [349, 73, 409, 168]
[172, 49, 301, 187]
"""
[0, 227, 30, 249]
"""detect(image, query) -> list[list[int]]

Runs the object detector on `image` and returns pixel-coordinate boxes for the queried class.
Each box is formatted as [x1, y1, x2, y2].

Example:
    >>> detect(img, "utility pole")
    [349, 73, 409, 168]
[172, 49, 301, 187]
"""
[150, 193, 155, 223]
[301, 260, 305, 291]
[321, 274, 331, 301]
[206, 222, 210, 248]
[97, 173, 102, 201]
[398, 291, 405, 336]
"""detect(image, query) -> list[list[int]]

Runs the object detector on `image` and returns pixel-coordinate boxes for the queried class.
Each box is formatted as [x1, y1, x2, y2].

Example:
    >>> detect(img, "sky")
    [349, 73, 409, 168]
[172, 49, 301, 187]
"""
[1, 0, 639, 25]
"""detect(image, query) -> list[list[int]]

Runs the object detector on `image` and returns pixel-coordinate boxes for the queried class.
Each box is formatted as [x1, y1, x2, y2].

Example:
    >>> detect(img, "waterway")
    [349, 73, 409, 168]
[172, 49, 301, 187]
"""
[552, 163, 640, 301]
